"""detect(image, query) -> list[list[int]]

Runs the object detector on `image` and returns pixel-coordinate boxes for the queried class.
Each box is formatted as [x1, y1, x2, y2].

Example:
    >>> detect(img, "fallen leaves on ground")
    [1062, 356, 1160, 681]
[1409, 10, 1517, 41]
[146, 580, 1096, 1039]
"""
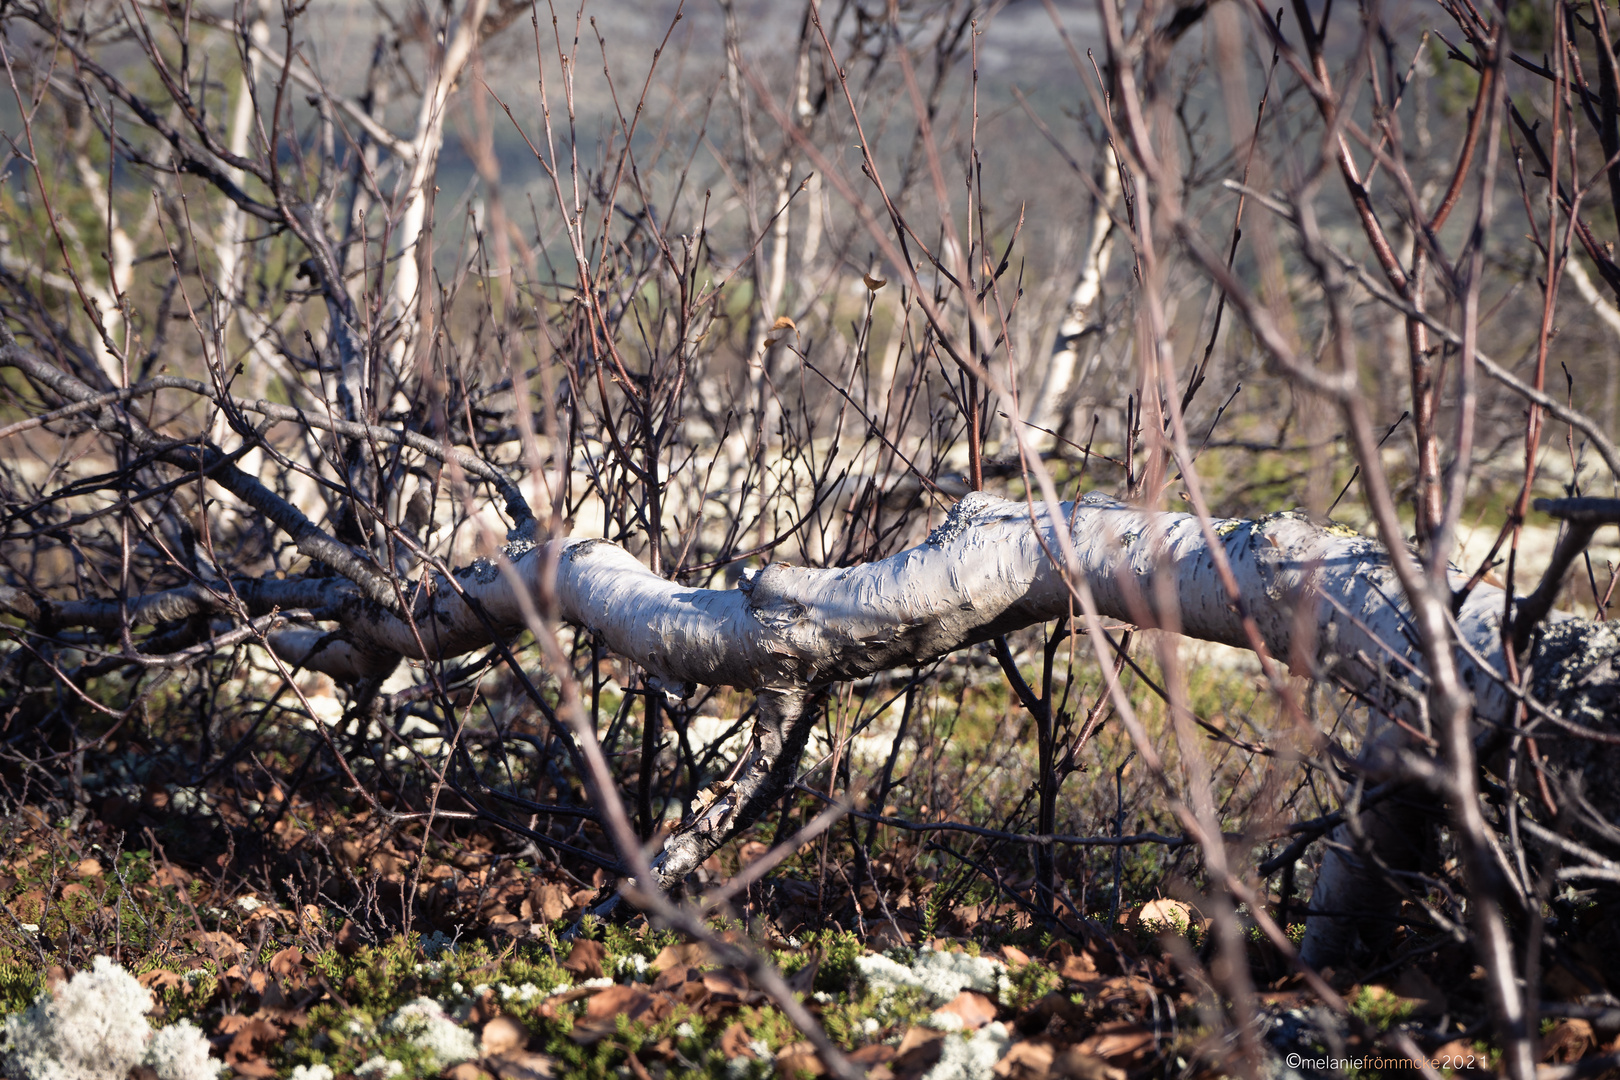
[5, 790, 1619, 1080]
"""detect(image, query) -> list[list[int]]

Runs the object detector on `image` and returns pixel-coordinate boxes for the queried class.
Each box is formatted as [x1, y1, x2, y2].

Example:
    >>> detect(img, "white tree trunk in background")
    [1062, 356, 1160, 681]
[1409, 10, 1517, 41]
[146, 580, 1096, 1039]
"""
[212, 5, 292, 413]
[1565, 256, 1620, 433]
[69, 151, 134, 388]
[387, 0, 490, 361]
[1028, 147, 1121, 436]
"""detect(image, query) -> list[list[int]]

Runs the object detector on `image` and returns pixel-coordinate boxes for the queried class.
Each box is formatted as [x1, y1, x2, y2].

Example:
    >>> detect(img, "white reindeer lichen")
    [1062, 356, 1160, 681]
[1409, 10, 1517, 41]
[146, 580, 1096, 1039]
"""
[0, 956, 220, 1080]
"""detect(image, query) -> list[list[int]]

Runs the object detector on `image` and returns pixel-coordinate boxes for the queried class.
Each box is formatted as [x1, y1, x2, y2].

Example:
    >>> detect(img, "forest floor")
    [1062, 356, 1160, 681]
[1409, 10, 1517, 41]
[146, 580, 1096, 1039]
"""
[2, 789, 1618, 1080]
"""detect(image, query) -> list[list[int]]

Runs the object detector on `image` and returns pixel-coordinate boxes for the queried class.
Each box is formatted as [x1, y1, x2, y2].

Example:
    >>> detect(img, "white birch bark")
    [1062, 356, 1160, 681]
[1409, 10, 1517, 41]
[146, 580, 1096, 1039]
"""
[1564, 256, 1620, 432]
[9, 449, 1617, 918]
[255, 485, 1529, 722]
[267, 491, 1528, 722]
[244, 491, 1619, 892]
[387, 0, 490, 361]
[211, 6, 294, 415]
[0, 147, 139, 387]
[1027, 146, 1122, 436]
[69, 151, 134, 388]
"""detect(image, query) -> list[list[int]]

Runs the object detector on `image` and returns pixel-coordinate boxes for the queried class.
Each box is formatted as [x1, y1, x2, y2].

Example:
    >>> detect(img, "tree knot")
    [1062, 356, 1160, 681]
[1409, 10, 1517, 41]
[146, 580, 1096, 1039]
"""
[742, 564, 807, 629]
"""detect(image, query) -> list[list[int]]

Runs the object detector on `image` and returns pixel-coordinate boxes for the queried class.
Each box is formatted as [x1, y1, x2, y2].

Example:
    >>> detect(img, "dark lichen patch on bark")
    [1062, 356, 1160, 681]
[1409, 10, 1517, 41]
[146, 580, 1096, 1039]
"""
[924, 490, 1002, 547]
[563, 538, 608, 563]
[1530, 620, 1620, 727]
[1527, 620, 1620, 828]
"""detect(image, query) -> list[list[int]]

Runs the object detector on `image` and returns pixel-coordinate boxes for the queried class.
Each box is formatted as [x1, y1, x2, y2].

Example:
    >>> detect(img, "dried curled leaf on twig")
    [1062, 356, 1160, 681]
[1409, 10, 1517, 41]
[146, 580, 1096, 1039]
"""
[763, 315, 797, 346]
[863, 272, 888, 291]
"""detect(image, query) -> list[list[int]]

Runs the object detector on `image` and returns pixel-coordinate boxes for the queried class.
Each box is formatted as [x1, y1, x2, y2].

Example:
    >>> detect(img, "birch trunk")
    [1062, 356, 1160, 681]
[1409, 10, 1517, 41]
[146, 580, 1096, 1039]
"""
[1027, 146, 1121, 437]
[9, 466, 1616, 939]
[387, 0, 490, 365]
[212, 4, 289, 412]
[1564, 256, 1620, 433]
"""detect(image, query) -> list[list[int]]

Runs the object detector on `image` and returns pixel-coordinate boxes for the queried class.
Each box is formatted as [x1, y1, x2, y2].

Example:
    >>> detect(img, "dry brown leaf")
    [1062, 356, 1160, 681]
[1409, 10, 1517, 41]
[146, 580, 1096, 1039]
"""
[529, 882, 572, 923]
[891, 1027, 947, 1080]
[719, 1022, 757, 1060]
[268, 946, 307, 981]
[896, 1027, 946, 1055]
[1074, 1023, 1155, 1064]
[763, 316, 798, 347]
[1015, 991, 1084, 1035]
[536, 986, 596, 1021]
[225, 1060, 276, 1080]
[481, 1014, 527, 1056]
[849, 1045, 897, 1067]
[1541, 1019, 1597, 1063]
[372, 851, 407, 876]
[652, 963, 700, 993]
[702, 967, 760, 1004]
[1091, 975, 1155, 1010]
[483, 1050, 556, 1080]
[562, 938, 605, 979]
[999, 945, 1031, 968]
[1132, 899, 1191, 933]
[936, 990, 997, 1030]
[137, 969, 185, 993]
[775, 1042, 826, 1077]
[1052, 1048, 1126, 1080]
[569, 984, 666, 1045]
[1058, 952, 1097, 982]
[863, 273, 888, 291]
[868, 922, 909, 951]
[993, 1039, 1055, 1079]
[216, 1013, 280, 1071]
[152, 865, 192, 888]
[651, 942, 709, 974]
[334, 919, 364, 956]
[184, 931, 245, 964]
[467, 988, 503, 1027]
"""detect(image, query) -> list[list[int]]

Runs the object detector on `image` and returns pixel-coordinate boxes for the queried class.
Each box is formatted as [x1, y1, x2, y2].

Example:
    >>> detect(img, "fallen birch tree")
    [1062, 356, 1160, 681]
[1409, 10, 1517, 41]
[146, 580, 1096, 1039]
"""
[4, 336, 1616, 953]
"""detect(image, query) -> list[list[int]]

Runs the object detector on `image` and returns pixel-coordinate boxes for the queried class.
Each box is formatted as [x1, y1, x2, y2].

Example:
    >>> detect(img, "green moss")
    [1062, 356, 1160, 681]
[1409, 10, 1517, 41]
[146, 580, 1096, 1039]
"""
[1349, 984, 1415, 1031]
[1004, 958, 1060, 1011]
[0, 961, 44, 1015]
